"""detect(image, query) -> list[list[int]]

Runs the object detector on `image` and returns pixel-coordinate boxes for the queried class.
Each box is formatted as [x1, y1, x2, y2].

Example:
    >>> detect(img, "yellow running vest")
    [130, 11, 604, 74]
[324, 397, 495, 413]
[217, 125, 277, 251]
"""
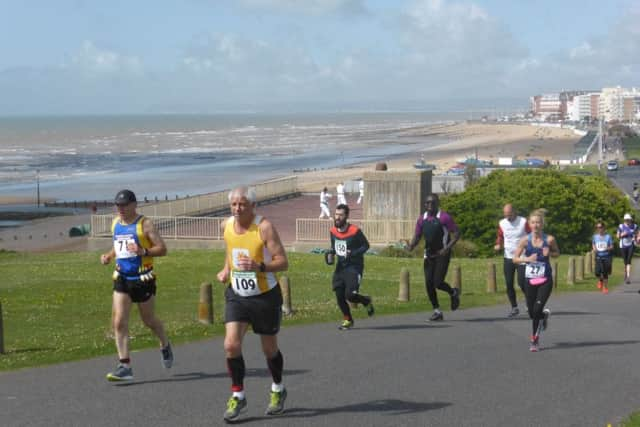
[224, 215, 277, 296]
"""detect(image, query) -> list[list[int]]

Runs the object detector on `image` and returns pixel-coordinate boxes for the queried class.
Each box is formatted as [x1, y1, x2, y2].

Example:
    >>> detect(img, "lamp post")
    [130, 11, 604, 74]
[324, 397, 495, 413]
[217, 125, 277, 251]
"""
[598, 118, 603, 170]
[36, 169, 40, 208]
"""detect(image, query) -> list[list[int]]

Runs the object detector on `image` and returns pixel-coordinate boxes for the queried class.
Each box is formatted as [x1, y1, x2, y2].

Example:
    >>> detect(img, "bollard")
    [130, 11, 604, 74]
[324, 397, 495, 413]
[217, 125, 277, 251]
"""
[586, 251, 593, 275]
[198, 282, 214, 324]
[453, 265, 462, 295]
[577, 256, 585, 281]
[487, 262, 497, 293]
[0, 301, 4, 354]
[553, 261, 559, 289]
[398, 268, 410, 302]
[280, 275, 293, 315]
[567, 257, 575, 285]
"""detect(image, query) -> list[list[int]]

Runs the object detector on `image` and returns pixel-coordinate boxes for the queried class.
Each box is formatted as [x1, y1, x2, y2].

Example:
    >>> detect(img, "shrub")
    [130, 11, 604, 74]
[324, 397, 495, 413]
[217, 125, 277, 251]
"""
[451, 239, 479, 258]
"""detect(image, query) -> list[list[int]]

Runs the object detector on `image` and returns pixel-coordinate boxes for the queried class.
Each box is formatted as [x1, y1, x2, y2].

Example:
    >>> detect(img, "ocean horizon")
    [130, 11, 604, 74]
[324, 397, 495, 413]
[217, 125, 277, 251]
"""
[0, 112, 481, 202]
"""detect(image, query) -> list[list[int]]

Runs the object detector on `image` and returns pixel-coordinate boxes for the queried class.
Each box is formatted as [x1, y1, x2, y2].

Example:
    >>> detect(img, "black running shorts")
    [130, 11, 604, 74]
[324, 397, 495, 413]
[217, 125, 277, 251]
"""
[621, 246, 634, 266]
[332, 268, 362, 295]
[224, 284, 283, 335]
[595, 257, 612, 277]
[113, 278, 157, 303]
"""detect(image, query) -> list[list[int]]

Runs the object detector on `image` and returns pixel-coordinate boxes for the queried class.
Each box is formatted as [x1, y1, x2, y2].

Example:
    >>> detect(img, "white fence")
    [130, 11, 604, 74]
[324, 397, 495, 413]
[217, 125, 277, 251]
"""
[137, 176, 297, 217]
[296, 218, 415, 243]
[91, 215, 226, 240]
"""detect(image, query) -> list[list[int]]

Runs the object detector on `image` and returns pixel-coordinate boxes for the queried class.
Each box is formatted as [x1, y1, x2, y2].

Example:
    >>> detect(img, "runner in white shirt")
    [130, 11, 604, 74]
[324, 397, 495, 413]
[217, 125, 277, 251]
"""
[494, 204, 530, 317]
[319, 187, 332, 219]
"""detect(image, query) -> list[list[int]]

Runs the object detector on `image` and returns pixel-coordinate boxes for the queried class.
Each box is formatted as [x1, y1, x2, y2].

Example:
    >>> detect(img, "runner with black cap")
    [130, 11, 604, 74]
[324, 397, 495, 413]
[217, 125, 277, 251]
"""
[100, 189, 173, 381]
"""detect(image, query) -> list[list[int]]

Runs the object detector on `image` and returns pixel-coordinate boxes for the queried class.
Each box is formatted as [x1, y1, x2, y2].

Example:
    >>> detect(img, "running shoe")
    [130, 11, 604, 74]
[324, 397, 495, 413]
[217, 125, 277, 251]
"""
[529, 335, 539, 352]
[597, 280, 603, 290]
[508, 307, 520, 318]
[338, 319, 353, 330]
[223, 396, 247, 422]
[602, 287, 609, 294]
[366, 301, 375, 317]
[542, 308, 551, 331]
[161, 342, 173, 369]
[106, 364, 133, 382]
[626, 278, 632, 285]
[265, 388, 287, 415]
[450, 288, 460, 311]
[429, 311, 444, 322]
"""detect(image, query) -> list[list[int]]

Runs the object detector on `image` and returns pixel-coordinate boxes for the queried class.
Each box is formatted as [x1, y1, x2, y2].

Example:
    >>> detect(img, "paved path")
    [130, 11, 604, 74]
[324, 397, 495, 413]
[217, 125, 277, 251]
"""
[3, 273, 640, 426]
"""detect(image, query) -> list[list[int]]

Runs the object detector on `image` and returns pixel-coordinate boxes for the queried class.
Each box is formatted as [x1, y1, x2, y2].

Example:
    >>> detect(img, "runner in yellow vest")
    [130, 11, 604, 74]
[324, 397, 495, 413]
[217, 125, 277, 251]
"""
[216, 186, 289, 422]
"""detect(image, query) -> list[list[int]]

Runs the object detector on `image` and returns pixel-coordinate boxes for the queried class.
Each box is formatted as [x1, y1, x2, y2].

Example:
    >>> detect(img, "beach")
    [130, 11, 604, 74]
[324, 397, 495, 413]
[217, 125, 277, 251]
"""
[294, 122, 580, 191]
[0, 120, 581, 252]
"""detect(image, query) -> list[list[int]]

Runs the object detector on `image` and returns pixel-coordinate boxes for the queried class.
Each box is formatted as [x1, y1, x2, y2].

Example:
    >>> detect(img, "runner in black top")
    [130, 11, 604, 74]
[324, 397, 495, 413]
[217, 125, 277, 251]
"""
[406, 193, 461, 321]
[325, 204, 374, 330]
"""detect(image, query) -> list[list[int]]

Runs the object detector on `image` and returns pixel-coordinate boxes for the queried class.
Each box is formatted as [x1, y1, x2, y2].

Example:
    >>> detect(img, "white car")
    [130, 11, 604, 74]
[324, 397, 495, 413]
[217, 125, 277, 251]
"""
[607, 160, 619, 171]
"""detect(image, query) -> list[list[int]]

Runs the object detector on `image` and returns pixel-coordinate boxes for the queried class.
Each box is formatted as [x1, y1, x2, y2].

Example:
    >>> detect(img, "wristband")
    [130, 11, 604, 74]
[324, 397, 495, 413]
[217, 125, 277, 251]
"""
[259, 262, 266, 272]
[143, 248, 149, 257]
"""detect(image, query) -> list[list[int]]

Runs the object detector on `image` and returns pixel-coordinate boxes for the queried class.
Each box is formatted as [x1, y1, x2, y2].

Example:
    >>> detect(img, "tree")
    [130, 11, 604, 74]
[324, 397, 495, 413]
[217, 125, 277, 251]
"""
[441, 169, 631, 256]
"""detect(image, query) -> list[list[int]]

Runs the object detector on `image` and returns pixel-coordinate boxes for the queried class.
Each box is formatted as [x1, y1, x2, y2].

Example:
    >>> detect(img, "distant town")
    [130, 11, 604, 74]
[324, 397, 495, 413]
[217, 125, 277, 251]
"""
[530, 86, 640, 124]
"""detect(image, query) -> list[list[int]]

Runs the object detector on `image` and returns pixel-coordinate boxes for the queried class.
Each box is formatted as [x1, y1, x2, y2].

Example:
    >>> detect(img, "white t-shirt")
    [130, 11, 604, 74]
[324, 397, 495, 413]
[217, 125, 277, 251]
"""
[498, 216, 528, 259]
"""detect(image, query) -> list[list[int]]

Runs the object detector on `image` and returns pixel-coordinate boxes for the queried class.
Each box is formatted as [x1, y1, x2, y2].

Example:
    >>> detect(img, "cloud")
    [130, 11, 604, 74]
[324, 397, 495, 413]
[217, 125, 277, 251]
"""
[66, 41, 144, 75]
[236, 0, 368, 16]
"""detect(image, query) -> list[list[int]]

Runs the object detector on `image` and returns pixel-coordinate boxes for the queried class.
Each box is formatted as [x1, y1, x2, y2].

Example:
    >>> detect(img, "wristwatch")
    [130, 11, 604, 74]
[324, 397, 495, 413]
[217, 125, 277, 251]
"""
[259, 262, 266, 272]
[143, 248, 149, 256]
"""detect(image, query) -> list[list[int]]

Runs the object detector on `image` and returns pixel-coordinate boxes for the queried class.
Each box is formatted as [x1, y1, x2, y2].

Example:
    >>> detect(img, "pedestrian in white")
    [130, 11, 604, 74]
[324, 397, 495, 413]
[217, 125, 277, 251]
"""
[336, 182, 347, 206]
[356, 180, 364, 205]
[319, 187, 332, 219]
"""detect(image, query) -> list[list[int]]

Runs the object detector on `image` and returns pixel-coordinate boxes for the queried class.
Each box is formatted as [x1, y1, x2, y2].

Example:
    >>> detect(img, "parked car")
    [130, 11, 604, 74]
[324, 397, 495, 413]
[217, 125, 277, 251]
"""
[607, 160, 619, 171]
[628, 158, 640, 166]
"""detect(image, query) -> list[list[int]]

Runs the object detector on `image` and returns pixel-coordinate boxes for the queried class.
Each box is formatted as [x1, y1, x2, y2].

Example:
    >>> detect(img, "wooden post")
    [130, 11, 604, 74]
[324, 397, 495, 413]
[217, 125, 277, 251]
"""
[567, 257, 575, 285]
[553, 261, 559, 289]
[198, 282, 213, 324]
[398, 268, 410, 302]
[487, 262, 497, 293]
[577, 256, 585, 281]
[453, 265, 462, 295]
[280, 275, 293, 315]
[586, 251, 593, 275]
[0, 301, 4, 354]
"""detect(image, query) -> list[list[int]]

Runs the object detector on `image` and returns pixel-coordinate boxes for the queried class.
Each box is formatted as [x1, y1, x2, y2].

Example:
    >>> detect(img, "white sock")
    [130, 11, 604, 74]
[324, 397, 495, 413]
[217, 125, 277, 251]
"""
[233, 391, 245, 400]
[272, 382, 284, 393]
[434, 308, 442, 314]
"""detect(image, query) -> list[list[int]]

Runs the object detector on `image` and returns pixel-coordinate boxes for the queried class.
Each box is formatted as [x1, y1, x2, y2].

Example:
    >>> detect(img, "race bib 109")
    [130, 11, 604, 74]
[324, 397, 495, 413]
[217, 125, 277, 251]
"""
[231, 271, 261, 297]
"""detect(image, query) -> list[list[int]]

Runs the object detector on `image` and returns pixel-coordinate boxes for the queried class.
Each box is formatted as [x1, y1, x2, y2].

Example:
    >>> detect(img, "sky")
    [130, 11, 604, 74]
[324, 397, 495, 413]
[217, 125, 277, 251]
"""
[0, 0, 638, 115]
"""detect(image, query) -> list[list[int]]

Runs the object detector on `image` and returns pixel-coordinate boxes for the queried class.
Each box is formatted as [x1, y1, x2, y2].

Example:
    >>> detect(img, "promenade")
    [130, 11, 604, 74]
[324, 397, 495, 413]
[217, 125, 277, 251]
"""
[2, 268, 640, 426]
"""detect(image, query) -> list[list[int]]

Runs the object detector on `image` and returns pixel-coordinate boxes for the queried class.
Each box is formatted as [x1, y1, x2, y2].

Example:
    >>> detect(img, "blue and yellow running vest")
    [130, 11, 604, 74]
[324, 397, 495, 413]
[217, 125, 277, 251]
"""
[111, 215, 153, 280]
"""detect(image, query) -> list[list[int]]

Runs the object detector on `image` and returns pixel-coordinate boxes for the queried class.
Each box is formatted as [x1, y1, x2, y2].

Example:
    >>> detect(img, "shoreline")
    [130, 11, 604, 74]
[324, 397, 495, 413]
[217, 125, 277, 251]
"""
[0, 122, 581, 206]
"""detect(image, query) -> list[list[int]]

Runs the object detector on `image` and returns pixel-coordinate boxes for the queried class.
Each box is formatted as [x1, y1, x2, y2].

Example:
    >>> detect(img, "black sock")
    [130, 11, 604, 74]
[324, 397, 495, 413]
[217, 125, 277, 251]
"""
[227, 356, 245, 392]
[267, 350, 284, 384]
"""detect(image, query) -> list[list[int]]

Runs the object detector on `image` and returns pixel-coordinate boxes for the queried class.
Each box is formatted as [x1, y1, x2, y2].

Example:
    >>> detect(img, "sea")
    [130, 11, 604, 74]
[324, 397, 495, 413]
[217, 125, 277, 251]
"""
[0, 112, 474, 204]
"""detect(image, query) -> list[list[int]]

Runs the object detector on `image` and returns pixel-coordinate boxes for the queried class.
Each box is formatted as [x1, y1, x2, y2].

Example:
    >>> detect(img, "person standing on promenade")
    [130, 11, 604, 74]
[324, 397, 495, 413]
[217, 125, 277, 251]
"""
[325, 203, 375, 330]
[356, 179, 364, 205]
[617, 213, 637, 284]
[592, 220, 614, 294]
[319, 187, 332, 219]
[513, 209, 560, 352]
[336, 181, 347, 206]
[99, 189, 173, 381]
[494, 203, 530, 317]
[216, 186, 289, 422]
[405, 193, 461, 321]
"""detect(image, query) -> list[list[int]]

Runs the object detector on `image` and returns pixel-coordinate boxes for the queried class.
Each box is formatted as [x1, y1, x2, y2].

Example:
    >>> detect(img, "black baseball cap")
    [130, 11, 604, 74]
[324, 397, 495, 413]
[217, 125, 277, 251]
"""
[114, 189, 137, 205]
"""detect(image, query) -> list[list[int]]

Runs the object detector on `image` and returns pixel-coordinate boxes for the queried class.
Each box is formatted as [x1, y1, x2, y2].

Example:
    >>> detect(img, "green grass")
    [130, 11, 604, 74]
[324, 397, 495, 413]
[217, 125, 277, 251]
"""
[620, 412, 640, 426]
[623, 136, 640, 159]
[0, 250, 621, 371]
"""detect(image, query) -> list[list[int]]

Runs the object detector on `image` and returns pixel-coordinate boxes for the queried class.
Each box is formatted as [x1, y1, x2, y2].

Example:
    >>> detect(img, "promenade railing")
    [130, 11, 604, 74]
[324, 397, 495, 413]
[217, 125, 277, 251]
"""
[91, 215, 226, 240]
[137, 176, 297, 217]
[295, 218, 415, 243]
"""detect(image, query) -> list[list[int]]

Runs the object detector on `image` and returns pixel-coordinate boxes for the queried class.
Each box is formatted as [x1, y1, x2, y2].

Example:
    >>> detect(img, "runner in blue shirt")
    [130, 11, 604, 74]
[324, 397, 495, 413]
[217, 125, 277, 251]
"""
[617, 213, 638, 284]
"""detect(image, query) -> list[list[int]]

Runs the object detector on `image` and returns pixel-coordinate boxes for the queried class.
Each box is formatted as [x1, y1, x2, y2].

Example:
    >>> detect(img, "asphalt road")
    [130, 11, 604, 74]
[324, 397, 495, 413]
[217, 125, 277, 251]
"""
[3, 273, 640, 427]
